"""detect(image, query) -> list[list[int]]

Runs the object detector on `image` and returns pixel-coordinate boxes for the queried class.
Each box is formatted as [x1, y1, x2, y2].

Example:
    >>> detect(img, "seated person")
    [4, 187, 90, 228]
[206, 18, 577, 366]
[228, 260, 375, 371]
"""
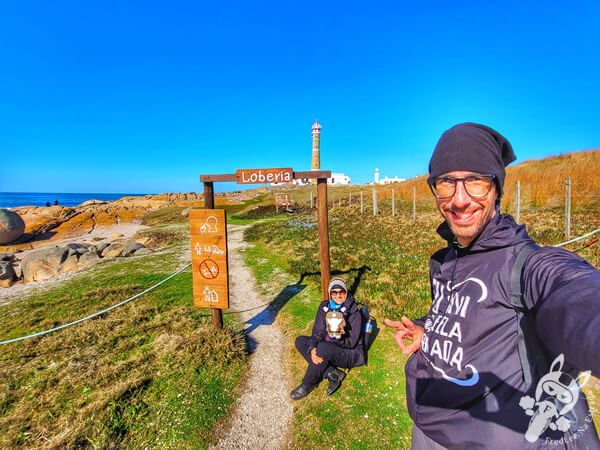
[291, 277, 365, 400]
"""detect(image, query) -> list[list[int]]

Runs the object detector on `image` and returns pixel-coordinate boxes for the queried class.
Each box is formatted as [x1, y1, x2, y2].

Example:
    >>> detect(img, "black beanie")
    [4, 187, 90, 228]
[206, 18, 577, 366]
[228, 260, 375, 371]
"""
[427, 123, 516, 198]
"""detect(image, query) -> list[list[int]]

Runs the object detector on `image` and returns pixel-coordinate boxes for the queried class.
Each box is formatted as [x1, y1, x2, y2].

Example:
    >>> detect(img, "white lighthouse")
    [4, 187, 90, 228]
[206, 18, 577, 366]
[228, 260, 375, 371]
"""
[311, 120, 321, 171]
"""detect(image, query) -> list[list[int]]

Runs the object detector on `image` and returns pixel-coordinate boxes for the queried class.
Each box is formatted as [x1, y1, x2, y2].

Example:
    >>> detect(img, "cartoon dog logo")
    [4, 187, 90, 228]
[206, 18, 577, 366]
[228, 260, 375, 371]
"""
[519, 354, 591, 442]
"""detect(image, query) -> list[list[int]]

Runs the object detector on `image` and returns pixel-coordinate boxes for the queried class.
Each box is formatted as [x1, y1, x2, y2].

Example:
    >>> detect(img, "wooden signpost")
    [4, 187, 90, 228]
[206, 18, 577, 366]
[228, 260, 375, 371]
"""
[197, 168, 332, 329]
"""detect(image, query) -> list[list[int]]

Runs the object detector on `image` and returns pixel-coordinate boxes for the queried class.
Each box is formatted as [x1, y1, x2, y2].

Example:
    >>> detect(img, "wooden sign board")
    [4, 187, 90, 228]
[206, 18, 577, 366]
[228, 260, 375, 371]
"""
[190, 209, 229, 309]
[274, 193, 290, 206]
[274, 193, 292, 213]
[236, 167, 293, 184]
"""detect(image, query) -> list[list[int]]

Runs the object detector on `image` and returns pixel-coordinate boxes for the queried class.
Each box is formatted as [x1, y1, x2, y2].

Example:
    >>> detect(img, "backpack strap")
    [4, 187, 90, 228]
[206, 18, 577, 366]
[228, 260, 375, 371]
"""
[510, 242, 542, 387]
[510, 244, 599, 445]
[510, 243, 539, 310]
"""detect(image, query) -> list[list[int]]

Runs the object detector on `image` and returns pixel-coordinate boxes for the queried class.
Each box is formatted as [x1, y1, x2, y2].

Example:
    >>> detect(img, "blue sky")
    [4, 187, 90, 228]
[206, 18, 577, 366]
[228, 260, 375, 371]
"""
[1, 1, 598, 194]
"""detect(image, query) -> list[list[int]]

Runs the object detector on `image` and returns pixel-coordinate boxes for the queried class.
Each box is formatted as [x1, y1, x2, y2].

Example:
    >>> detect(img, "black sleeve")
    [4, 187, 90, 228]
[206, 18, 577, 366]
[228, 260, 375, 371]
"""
[307, 303, 327, 351]
[338, 307, 363, 349]
[524, 247, 600, 376]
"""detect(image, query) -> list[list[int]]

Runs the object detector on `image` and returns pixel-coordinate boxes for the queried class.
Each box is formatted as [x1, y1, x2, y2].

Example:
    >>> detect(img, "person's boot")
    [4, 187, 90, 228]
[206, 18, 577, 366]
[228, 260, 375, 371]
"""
[290, 384, 315, 400]
[326, 368, 346, 396]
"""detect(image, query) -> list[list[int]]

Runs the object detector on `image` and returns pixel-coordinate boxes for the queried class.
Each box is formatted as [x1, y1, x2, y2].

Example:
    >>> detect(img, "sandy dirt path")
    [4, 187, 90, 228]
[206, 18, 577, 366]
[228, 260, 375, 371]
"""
[210, 224, 293, 449]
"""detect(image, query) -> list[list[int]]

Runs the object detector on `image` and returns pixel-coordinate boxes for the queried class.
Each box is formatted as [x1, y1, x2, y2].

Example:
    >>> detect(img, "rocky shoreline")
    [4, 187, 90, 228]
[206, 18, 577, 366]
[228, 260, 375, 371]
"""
[0, 193, 208, 289]
[0, 224, 146, 302]
[0, 189, 263, 289]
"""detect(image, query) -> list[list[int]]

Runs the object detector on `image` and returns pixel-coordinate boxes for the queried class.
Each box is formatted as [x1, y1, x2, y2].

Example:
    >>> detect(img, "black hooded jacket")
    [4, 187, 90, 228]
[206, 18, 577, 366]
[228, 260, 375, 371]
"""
[406, 213, 600, 449]
[307, 293, 365, 365]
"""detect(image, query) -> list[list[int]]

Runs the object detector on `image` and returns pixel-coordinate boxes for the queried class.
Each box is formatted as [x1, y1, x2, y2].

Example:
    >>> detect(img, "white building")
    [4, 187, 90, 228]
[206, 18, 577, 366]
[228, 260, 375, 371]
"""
[379, 175, 405, 184]
[284, 172, 351, 186]
[328, 172, 351, 185]
[374, 168, 405, 185]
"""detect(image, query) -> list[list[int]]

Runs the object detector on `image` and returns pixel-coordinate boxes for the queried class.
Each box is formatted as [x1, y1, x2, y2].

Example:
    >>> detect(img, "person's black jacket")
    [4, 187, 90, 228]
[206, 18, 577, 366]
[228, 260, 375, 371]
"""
[406, 213, 600, 449]
[307, 293, 365, 364]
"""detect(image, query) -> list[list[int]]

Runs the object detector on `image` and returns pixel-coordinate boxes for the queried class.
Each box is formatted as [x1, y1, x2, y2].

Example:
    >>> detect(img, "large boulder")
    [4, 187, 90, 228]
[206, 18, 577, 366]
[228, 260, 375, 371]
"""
[78, 200, 106, 207]
[102, 243, 125, 258]
[79, 249, 101, 267]
[20, 246, 70, 282]
[61, 253, 80, 274]
[133, 247, 154, 256]
[0, 209, 25, 244]
[66, 243, 91, 255]
[122, 242, 145, 257]
[0, 261, 16, 287]
[0, 253, 15, 261]
[95, 242, 110, 254]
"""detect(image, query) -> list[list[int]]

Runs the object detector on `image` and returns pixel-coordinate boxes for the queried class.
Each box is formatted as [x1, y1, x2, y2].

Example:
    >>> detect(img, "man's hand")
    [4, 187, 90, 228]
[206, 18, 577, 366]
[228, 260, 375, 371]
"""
[384, 316, 424, 355]
[310, 347, 324, 364]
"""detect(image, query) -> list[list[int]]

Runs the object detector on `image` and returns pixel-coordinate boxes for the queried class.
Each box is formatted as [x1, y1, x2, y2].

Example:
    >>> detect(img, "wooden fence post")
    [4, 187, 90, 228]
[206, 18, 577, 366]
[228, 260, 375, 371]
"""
[565, 177, 571, 237]
[360, 191, 364, 213]
[310, 190, 314, 209]
[515, 181, 521, 224]
[372, 187, 378, 216]
[412, 186, 416, 224]
[203, 181, 223, 330]
[317, 178, 331, 300]
[392, 189, 395, 217]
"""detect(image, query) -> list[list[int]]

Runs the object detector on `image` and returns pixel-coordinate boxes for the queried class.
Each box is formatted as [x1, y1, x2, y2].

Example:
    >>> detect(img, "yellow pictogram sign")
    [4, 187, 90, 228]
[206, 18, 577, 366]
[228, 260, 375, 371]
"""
[190, 209, 229, 309]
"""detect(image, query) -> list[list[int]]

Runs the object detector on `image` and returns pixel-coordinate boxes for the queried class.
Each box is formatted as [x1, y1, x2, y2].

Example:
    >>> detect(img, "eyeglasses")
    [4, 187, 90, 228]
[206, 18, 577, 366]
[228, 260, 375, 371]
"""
[330, 290, 347, 296]
[428, 174, 496, 199]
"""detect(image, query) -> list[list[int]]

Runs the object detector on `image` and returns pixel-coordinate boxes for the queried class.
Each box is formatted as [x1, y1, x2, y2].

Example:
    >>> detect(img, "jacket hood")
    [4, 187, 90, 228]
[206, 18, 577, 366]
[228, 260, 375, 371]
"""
[437, 213, 533, 252]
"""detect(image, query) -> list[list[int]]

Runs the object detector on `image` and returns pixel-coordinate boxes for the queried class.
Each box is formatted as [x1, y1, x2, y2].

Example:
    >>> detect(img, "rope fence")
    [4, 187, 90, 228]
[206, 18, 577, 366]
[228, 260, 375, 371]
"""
[1, 227, 599, 345]
[552, 228, 600, 248]
[0, 263, 191, 345]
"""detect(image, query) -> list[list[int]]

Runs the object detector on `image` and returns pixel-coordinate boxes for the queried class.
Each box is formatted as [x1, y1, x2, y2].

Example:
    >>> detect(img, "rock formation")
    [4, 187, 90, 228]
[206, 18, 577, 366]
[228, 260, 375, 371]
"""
[0, 209, 26, 244]
[0, 256, 17, 288]
[15, 239, 154, 284]
[8, 192, 208, 247]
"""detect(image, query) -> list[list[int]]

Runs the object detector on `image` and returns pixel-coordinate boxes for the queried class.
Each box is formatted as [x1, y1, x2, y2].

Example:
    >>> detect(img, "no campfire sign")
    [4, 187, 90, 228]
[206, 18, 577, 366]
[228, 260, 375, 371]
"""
[190, 209, 229, 309]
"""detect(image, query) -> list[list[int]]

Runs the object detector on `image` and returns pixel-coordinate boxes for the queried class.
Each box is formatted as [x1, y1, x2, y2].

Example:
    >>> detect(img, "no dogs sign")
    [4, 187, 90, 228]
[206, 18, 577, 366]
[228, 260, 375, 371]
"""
[190, 209, 229, 309]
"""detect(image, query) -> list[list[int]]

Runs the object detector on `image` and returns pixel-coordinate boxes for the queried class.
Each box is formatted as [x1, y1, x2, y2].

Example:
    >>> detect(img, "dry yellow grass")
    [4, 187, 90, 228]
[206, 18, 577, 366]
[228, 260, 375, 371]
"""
[503, 149, 600, 210]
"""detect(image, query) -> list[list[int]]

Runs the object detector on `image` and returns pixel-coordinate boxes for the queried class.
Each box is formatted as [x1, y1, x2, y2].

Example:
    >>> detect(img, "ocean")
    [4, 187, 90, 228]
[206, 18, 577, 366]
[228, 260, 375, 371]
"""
[0, 192, 147, 209]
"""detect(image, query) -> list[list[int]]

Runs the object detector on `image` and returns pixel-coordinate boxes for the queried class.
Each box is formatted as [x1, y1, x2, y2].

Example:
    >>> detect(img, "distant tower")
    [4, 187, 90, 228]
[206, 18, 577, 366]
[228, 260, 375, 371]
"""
[374, 168, 380, 184]
[311, 120, 322, 171]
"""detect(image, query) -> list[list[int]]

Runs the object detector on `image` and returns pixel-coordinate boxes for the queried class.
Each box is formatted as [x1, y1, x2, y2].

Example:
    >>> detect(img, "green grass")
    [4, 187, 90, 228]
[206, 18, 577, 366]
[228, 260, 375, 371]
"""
[142, 206, 190, 226]
[0, 225, 248, 449]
